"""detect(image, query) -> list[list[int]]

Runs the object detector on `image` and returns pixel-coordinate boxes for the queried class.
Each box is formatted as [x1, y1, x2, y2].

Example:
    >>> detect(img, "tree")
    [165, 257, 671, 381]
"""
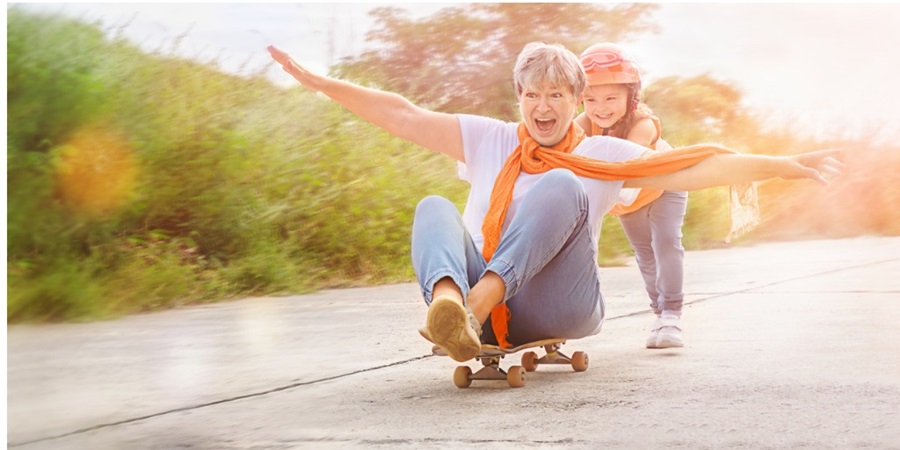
[642, 74, 752, 147]
[334, 3, 659, 120]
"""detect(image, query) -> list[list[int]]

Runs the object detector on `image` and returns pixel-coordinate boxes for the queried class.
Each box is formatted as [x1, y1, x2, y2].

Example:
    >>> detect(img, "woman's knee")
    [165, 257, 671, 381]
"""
[543, 168, 580, 187]
[538, 169, 586, 205]
[415, 195, 454, 216]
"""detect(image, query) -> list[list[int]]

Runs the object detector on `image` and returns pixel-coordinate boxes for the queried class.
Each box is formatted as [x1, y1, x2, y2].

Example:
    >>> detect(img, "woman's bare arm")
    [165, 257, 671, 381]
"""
[268, 45, 464, 162]
[624, 147, 844, 190]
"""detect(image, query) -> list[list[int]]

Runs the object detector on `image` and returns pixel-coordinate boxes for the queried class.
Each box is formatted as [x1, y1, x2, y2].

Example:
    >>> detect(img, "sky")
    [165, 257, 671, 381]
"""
[10, 2, 900, 142]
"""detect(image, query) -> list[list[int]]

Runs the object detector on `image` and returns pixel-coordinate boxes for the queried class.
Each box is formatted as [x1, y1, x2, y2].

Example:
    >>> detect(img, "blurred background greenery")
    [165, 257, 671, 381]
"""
[7, 5, 898, 322]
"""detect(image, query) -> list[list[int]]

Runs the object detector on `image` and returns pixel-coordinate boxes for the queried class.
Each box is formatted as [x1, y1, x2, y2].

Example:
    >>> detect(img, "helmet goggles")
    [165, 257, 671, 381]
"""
[579, 44, 641, 86]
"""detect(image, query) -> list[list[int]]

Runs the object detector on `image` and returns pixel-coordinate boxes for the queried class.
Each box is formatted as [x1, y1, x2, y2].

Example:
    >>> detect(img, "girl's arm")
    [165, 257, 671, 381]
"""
[574, 112, 593, 136]
[623, 146, 844, 190]
[625, 118, 658, 148]
[268, 45, 464, 162]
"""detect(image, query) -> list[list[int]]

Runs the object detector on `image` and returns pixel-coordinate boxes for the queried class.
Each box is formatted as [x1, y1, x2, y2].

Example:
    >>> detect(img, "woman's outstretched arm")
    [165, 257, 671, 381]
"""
[624, 146, 844, 191]
[268, 45, 464, 162]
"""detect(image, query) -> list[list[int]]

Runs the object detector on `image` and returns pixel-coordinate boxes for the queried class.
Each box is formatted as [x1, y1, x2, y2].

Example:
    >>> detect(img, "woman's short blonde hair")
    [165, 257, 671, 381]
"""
[513, 42, 586, 98]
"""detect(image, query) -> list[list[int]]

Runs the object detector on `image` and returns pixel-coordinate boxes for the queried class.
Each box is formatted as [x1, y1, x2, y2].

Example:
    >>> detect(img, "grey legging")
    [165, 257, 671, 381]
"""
[618, 190, 689, 316]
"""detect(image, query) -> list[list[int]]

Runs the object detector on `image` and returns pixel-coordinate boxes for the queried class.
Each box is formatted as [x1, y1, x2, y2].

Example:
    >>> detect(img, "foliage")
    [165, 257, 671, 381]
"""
[7, 9, 467, 322]
[641, 75, 749, 248]
[643, 73, 900, 248]
[752, 138, 900, 240]
[644, 74, 748, 146]
[334, 3, 659, 120]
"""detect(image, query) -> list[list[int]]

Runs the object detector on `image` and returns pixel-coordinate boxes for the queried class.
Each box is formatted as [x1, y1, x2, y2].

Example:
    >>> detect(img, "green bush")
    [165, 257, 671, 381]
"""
[6, 10, 470, 322]
[8, 262, 108, 322]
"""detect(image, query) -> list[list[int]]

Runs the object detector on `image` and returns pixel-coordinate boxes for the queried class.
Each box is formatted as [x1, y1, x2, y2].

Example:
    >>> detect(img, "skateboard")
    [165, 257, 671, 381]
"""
[431, 338, 589, 388]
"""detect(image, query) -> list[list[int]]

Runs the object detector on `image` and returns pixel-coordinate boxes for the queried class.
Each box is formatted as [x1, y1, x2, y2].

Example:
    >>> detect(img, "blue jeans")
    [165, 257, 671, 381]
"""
[617, 190, 688, 316]
[411, 169, 605, 345]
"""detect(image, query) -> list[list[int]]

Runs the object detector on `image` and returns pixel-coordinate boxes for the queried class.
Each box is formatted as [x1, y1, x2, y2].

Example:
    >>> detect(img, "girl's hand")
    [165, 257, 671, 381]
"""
[267, 45, 327, 92]
[783, 149, 845, 185]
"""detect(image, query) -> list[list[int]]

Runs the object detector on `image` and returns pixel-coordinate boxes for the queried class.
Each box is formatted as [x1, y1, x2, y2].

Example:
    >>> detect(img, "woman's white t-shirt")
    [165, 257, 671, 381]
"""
[456, 114, 649, 258]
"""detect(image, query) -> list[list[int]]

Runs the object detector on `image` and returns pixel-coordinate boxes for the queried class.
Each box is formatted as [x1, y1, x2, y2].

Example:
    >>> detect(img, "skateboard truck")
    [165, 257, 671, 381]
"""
[433, 339, 589, 388]
[453, 353, 527, 389]
[520, 342, 589, 373]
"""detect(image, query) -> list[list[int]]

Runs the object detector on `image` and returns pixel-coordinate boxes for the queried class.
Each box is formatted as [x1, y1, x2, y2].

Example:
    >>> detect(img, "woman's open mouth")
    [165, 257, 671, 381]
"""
[535, 118, 556, 133]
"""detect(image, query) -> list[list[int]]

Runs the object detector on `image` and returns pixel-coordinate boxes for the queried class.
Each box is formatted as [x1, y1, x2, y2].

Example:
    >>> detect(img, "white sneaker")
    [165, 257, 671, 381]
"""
[645, 324, 659, 348]
[646, 314, 684, 349]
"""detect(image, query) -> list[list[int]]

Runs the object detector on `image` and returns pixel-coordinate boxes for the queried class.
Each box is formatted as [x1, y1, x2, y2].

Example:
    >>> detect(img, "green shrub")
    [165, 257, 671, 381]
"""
[6, 10, 470, 321]
[8, 260, 108, 322]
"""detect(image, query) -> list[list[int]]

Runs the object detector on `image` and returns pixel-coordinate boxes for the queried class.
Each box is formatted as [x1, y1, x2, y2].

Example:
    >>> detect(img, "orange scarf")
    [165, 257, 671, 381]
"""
[483, 122, 733, 348]
[594, 116, 666, 215]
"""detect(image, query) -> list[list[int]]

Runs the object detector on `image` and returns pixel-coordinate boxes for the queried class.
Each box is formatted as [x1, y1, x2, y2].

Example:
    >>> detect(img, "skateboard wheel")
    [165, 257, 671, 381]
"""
[521, 351, 538, 372]
[571, 351, 589, 372]
[453, 366, 472, 388]
[507, 366, 526, 388]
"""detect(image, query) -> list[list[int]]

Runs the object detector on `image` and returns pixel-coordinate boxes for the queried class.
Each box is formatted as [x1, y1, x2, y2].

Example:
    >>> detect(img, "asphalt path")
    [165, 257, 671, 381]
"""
[7, 236, 900, 449]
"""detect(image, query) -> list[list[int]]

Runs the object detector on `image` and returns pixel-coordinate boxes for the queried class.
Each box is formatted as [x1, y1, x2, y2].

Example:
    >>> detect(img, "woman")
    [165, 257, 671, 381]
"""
[267, 42, 841, 362]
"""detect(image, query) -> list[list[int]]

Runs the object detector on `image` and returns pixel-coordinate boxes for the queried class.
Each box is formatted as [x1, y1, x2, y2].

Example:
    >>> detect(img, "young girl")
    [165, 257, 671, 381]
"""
[575, 43, 688, 349]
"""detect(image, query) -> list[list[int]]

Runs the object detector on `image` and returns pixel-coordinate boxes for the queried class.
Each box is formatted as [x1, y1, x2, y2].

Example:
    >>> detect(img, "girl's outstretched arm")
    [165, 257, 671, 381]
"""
[268, 45, 464, 162]
[624, 146, 845, 191]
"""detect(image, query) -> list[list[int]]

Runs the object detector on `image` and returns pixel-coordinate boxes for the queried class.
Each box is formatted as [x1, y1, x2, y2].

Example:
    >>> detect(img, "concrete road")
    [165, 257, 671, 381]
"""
[7, 237, 900, 449]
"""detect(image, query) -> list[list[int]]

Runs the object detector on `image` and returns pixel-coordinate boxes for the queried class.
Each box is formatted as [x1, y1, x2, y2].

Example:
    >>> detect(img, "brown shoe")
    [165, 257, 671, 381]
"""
[425, 295, 482, 362]
[418, 327, 435, 343]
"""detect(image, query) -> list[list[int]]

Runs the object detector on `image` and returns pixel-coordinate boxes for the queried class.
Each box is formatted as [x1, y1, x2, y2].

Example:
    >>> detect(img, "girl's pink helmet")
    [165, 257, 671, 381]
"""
[579, 43, 642, 87]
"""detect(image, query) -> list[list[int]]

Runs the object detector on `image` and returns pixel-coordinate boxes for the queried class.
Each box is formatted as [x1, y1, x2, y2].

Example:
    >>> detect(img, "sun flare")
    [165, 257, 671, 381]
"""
[53, 125, 138, 216]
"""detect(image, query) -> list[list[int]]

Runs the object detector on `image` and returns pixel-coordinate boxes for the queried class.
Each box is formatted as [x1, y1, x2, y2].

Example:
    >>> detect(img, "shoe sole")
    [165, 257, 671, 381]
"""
[426, 296, 481, 362]
[418, 327, 435, 344]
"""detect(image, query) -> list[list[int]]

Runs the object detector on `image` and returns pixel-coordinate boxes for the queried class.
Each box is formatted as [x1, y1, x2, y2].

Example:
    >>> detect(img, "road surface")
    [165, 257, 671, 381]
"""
[8, 237, 900, 449]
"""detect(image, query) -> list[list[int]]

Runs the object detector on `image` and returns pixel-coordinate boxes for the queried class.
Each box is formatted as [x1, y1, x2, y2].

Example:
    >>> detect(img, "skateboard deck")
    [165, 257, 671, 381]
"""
[430, 338, 589, 388]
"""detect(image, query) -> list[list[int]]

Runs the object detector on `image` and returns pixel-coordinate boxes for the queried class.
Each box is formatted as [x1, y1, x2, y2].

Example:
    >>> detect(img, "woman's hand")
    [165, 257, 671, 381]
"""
[267, 45, 327, 92]
[782, 149, 845, 185]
